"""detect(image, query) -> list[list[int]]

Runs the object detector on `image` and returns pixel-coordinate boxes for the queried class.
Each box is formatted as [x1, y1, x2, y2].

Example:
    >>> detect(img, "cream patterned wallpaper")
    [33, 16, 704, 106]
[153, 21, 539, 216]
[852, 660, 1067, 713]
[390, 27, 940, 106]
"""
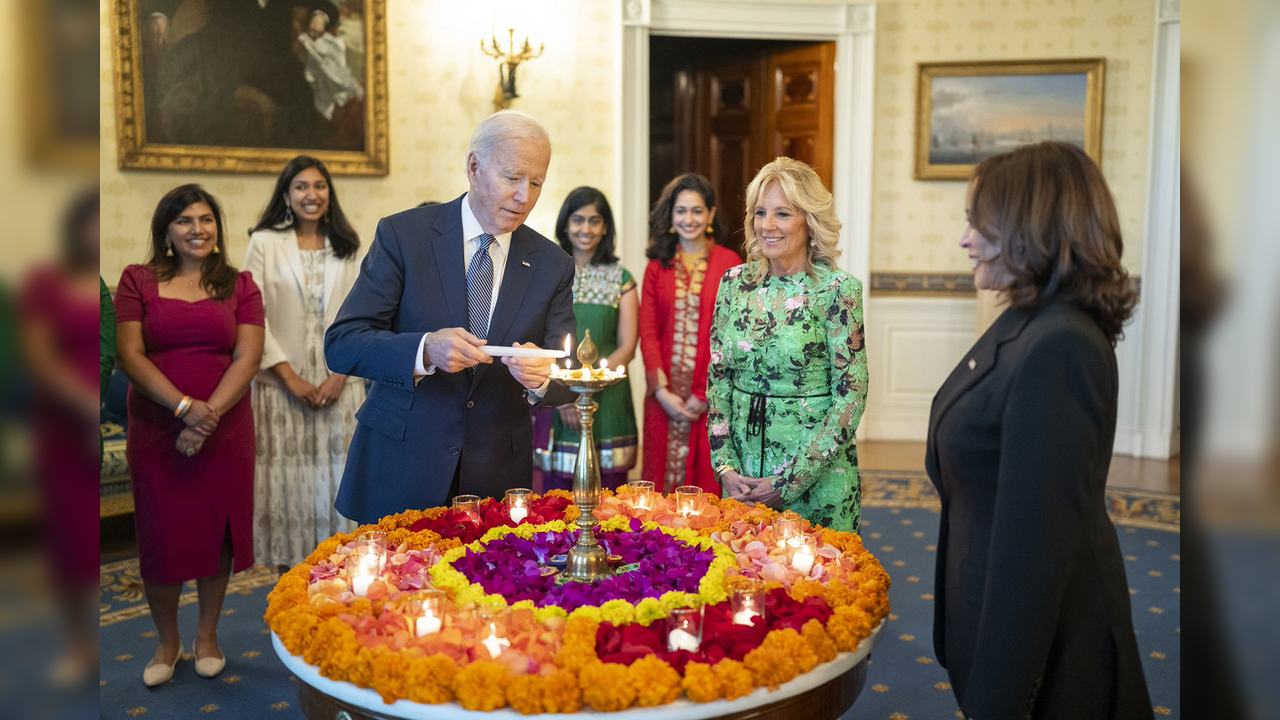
[100, 0, 1156, 283]
[99, 0, 619, 284]
[870, 0, 1156, 274]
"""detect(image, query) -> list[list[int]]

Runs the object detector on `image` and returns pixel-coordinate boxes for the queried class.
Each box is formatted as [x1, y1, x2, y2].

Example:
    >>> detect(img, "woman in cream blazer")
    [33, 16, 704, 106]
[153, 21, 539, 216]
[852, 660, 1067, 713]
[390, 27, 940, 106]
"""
[243, 156, 366, 568]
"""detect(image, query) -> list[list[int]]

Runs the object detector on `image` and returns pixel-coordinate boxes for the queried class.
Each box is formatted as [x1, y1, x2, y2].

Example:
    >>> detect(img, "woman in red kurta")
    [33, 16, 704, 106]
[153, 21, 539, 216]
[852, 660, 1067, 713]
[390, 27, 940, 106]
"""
[115, 185, 265, 687]
[639, 174, 742, 494]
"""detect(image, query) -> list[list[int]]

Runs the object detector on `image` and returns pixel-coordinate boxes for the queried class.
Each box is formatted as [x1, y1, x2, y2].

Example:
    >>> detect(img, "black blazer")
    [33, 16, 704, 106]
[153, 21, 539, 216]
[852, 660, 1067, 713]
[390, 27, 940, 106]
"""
[925, 301, 1152, 719]
[324, 196, 577, 524]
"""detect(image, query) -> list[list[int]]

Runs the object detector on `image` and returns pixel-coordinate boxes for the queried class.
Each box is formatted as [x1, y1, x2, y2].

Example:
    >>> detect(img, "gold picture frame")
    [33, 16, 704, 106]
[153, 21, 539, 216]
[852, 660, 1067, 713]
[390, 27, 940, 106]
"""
[110, 0, 389, 176]
[914, 58, 1104, 181]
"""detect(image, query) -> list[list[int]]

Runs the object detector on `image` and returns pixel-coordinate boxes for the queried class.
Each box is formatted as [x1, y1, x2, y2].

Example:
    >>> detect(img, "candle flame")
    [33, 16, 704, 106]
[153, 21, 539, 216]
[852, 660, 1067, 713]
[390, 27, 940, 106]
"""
[600, 359, 608, 369]
[564, 335, 571, 363]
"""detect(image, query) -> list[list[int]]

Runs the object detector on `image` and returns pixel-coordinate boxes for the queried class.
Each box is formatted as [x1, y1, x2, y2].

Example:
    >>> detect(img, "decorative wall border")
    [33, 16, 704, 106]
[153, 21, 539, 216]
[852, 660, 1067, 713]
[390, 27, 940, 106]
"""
[868, 273, 1141, 298]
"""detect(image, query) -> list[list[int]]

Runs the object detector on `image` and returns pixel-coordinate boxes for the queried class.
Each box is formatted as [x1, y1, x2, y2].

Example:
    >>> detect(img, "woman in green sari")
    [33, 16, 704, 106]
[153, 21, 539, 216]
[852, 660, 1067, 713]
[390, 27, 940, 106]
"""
[541, 187, 639, 490]
[707, 158, 869, 533]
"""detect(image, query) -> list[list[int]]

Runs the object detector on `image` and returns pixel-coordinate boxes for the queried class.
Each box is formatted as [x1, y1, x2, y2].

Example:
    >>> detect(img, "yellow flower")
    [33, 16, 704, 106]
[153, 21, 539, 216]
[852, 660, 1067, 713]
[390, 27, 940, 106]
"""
[567, 605, 603, 623]
[598, 599, 636, 626]
[533, 604, 569, 624]
[628, 655, 681, 707]
[826, 605, 874, 652]
[555, 616, 599, 673]
[369, 646, 411, 704]
[453, 661, 510, 711]
[681, 661, 722, 703]
[633, 597, 667, 626]
[579, 661, 636, 711]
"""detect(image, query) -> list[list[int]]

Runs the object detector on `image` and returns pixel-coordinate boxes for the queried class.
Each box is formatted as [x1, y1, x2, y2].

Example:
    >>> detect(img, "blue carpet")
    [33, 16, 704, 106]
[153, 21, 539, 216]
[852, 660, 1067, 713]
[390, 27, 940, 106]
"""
[99, 471, 1180, 719]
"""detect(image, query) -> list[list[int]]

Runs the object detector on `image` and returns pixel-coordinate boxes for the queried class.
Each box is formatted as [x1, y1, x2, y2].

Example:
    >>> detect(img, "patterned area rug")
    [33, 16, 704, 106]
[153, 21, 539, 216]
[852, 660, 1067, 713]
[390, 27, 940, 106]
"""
[99, 470, 1180, 719]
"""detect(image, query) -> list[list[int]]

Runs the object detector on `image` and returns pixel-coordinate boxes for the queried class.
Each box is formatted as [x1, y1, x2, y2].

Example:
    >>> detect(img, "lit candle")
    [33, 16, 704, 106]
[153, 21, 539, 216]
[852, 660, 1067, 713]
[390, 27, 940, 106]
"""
[730, 578, 766, 626]
[675, 485, 702, 517]
[773, 511, 803, 549]
[505, 488, 532, 523]
[415, 612, 442, 637]
[732, 609, 759, 625]
[791, 549, 815, 575]
[480, 634, 510, 658]
[667, 628, 700, 653]
[351, 574, 374, 597]
[627, 480, 654, 511]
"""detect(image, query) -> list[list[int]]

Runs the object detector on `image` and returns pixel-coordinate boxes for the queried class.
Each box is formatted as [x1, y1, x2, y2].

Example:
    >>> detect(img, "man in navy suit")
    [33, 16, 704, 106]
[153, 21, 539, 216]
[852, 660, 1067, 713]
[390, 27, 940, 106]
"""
[324, 111, 577, 524]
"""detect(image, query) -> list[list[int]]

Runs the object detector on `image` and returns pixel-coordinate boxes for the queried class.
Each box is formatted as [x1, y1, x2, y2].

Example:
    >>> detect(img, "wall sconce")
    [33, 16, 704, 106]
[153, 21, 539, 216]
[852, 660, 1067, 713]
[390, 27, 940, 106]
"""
[481, 27, 544, 110]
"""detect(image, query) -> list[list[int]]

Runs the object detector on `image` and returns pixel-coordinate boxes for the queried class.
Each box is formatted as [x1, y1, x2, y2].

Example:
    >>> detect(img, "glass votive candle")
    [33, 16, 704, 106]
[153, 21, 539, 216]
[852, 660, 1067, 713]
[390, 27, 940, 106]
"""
[354, 530, 388, 572]
[627, 480, 655, 510]
[666, 605, 704, 652]
[773, 510, 804, 548]
[453, 495, 482, 523]
[505, 488, 532, 523]
[345, 547, 382, 597]
[403, 588, 446, 637]
[787, 535, 818, 576]
[730, 578, 767, 626]
[475, 605, 512, 659]
[675, 485, 703, 517]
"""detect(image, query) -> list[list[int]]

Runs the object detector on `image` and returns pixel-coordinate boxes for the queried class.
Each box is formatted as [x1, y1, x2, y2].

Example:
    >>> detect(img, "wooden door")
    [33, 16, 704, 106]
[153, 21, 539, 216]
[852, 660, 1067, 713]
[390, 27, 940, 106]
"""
[765, 44, 836, 190]
[674, 42, 835, 258]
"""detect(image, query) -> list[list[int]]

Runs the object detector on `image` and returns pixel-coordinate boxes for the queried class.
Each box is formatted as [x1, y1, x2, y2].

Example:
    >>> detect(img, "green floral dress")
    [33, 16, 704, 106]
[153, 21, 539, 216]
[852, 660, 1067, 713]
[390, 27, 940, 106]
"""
[707, 262, 868, 533]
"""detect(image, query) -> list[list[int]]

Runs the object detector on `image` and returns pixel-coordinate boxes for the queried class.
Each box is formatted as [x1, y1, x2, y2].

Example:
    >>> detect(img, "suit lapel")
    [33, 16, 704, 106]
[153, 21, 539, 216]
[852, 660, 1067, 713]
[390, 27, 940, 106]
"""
[281, 229, 306, 299]
[471, 227, 538, 390]
[926, 306, 1036, 474]
[431, 196, 468, 331]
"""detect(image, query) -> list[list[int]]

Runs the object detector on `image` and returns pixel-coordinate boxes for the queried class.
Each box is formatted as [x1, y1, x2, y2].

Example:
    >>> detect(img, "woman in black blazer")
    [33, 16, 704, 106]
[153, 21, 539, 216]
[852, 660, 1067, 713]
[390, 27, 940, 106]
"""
[926, 142, 1152, 719]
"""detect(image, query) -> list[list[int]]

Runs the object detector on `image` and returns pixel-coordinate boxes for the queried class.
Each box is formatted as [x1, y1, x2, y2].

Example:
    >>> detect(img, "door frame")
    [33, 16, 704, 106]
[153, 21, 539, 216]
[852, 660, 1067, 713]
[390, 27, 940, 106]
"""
[618, 0, 876, 287]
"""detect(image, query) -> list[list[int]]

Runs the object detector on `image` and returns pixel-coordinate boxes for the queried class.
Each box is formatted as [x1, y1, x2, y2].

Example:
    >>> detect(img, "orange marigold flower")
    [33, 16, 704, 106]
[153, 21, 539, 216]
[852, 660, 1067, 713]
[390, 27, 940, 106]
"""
[579, 660, 636, 712]
[505, 673, 545, 715]
[306, 539, 342, 565]
[403, 654, 457, 705]
[743, 628, 816, 690]
[826, 605, 874, 652]
[801, 619, 839, 664]
[711, 659, 755, 701]
[555, 616, 599, 672]
[681, 661, 722, 703]
[788, 578, 827, 603]
[453, 660, 510, 711]
[369, 646, 411, 704]
[305, 617, 357, 673]
[347, 646, 376, 688]
[541, 668, 584, 713]
[628, 655, 681, 707]
[274, 609, 319, 656]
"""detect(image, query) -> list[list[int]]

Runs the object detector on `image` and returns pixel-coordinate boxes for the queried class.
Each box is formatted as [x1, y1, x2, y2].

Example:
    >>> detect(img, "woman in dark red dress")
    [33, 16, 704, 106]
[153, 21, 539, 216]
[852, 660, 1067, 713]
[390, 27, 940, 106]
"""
[638, 173, 741, 495]
[115, 185, 265, 687]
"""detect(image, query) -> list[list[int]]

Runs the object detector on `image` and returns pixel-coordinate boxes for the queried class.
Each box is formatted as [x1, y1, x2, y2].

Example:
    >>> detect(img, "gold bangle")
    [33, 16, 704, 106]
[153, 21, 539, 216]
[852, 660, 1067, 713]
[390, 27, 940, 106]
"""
[715, 464, 735, 479]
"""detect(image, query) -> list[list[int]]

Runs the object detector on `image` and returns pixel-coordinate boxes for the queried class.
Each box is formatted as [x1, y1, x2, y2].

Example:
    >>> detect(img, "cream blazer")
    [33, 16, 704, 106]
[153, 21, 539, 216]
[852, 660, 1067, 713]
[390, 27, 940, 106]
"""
[243, 227, 364, 387]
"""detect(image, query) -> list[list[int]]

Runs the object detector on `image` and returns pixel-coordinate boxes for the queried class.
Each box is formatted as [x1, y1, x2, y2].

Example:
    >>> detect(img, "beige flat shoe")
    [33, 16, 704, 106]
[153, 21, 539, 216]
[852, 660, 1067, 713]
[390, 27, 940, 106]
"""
[193, 643, 225, 679]
[143, 645, 181, 688]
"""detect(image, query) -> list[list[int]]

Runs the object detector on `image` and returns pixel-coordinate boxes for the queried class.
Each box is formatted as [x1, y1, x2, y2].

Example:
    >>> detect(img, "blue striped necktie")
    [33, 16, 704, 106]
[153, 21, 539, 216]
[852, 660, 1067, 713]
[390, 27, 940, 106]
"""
[467, 233, 495, 341]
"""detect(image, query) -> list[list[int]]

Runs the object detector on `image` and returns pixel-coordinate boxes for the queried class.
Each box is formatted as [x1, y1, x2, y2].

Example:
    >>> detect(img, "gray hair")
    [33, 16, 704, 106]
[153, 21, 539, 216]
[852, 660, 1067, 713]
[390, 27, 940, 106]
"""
[466, 110, 551, 166]
[310, 9, 330, 27]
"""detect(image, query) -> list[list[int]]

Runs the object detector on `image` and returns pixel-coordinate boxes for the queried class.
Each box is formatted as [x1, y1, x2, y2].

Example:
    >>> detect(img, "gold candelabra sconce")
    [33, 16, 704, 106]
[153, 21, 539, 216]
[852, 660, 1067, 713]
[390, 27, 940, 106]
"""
[481, 27, 544, 111]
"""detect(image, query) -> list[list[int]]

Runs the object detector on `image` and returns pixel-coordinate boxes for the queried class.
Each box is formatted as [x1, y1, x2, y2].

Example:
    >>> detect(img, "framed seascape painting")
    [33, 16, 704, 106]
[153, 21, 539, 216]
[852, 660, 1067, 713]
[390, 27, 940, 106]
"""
[914, 59, 1104, 180]
[110, 0, 389, 175]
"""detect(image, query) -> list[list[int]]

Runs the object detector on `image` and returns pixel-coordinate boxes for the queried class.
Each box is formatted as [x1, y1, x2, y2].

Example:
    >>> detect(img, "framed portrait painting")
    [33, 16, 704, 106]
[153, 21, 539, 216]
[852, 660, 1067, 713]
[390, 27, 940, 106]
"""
[914, 58, 1104, 180]
[110, 0, 389, 175]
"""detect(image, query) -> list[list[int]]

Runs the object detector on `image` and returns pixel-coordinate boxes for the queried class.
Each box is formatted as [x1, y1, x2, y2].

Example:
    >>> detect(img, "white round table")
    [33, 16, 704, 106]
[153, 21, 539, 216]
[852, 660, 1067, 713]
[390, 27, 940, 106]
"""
[272, 621, 882, 720]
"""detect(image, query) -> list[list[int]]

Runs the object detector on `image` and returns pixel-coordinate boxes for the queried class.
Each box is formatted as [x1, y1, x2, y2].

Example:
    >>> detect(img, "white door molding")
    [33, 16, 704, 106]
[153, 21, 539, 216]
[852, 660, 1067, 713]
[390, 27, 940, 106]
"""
[618, 0, 876, 288]
[1119, 0, 1179, 458]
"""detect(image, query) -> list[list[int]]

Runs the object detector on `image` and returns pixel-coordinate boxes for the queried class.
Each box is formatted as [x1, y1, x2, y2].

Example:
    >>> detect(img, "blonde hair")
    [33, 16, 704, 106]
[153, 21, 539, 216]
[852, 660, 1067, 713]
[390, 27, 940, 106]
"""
[741, 157, 841, 281]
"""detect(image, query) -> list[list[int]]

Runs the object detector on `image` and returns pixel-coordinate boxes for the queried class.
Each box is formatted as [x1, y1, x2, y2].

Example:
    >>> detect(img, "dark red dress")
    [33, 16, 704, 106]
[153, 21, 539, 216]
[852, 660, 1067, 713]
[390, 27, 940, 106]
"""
[20, 267, 100, 586]
[114, 265, 264, 584]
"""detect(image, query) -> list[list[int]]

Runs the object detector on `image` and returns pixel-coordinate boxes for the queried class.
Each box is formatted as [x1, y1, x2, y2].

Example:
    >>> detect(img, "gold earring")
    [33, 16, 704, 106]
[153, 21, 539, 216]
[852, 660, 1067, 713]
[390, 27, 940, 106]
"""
[668, 226, 676, 234]
[705, 225, 713, 236]
[213, 243, 221, 254]
[166, 242, 174, 257]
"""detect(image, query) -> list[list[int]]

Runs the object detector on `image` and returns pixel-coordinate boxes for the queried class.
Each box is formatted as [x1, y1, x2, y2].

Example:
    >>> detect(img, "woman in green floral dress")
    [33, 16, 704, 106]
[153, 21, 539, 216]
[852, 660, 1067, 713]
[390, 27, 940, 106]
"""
[707, 158, 869, 533]
[541, 187, 639, 490]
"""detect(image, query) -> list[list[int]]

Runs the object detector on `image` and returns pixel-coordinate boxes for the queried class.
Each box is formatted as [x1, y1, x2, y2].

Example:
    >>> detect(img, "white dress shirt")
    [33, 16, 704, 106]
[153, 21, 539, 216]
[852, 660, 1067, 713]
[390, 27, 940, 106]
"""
[414, 194, 510, 376]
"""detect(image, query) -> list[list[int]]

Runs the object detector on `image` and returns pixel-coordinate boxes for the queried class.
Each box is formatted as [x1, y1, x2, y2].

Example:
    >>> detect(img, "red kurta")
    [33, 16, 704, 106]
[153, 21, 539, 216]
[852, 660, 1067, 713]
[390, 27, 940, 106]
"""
[115, 265, 264, 584]
[638, 244, 742, 494]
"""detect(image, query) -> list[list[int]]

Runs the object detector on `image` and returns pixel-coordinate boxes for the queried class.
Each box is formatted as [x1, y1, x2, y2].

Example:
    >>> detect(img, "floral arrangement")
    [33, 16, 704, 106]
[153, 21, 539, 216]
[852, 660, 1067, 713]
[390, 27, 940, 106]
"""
[265, 488, 890, 712]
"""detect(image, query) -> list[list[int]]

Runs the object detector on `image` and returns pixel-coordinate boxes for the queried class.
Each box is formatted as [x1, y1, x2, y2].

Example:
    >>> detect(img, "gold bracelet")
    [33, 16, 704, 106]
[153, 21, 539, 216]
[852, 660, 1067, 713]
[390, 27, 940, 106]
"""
[714, 464, 735, 479]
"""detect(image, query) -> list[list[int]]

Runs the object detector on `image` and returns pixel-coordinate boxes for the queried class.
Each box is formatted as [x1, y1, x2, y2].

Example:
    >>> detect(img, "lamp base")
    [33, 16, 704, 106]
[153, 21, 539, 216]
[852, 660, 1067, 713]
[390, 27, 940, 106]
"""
[561, 545, 610, 583]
